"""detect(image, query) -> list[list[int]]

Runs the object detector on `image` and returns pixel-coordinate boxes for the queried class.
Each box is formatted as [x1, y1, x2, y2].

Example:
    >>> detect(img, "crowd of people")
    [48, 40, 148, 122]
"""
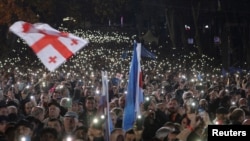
[0, 29, 249, 141]
[0, 59, 249, 141]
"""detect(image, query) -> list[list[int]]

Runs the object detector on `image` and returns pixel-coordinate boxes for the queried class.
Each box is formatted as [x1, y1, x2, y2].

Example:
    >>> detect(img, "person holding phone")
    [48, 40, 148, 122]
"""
[14, 119, 33, 141]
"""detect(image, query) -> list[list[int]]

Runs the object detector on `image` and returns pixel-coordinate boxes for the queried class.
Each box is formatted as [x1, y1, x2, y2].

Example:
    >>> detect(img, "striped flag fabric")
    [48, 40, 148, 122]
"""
[122, 42, 144, 131]
[9, 21, 89, 72]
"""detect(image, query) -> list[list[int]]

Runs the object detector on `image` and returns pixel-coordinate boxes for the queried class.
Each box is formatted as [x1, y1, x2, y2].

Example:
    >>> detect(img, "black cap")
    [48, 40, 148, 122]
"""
[6, 100, 19, 108]
[48, 100, 61, 109]
[216, 107, 228, 114]
[15, 119, 33, 130]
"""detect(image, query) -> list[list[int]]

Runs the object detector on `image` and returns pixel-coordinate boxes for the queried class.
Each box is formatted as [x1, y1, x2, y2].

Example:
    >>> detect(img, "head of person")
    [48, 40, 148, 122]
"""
[7, 105, 18, 115]
[182, 91, 193, 104]
[167, 98, 180, 113]
[63, 111, 79, 133]
[229, 108, 245, 124]
[110, 128, 125, 141]
[214, 107, 229, 124]
[15, 119, 33, 139]
[156, 102, 166, 113]
[52, 89, 63, 102]
[154, 127, 173, 141]
[85, 96, 96, 112]
[47, 118, 64, 135]
[48, 100, 61, 119]
[73, 126, 88, 141]
[60, 97, 72, 110]
[71, 100, 80, 113]
[23, 100, 35, 116]
[0, 115, 8, 133]
[118, 95, 126, 109]
[110, 111, 118, 127]
[166, 128, 180, 141]
[143, 98, 156, 112]
[39, 127, 58, 141]
[40, 92, 50, 106]
[125, 128, 137, 141]
[109, 101, 117, 110]
[198, 99, 208, 111]
[238, 98, 248, 107]
[111, 107, 124, 120]
[0, 101, 8, 116]
[31, 106, 45, 121]
[179, 114, 190, 130]
[5, 123, 16, 141]
[7, 105, 19, 122]
[209, 90, 218, 101]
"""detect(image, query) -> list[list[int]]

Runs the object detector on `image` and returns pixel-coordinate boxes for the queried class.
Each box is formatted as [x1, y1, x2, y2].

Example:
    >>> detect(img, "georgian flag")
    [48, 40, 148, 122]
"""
[9, 21, 89, 72]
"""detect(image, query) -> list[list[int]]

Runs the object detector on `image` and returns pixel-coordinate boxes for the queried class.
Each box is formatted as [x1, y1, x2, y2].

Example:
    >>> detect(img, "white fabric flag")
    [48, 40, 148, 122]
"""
[9, 21, 89, 72]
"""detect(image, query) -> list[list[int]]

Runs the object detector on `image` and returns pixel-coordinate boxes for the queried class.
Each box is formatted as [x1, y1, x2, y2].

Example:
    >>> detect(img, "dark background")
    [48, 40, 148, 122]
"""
[1, 0, 250, 70]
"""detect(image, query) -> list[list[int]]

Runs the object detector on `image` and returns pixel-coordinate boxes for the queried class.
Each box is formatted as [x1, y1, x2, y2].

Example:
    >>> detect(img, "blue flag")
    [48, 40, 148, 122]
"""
[141, 45, 156, 59]
[101, 71, 113, 140]
[123, 42, 144, 131]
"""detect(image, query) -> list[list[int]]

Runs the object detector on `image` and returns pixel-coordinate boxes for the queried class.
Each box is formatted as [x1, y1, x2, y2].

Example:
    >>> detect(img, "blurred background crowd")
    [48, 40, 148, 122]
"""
[0, 34, 250, 141]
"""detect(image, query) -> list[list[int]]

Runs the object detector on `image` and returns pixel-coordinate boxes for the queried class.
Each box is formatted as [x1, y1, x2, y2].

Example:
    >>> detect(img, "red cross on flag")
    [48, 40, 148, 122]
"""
[9, 21, 89, 72]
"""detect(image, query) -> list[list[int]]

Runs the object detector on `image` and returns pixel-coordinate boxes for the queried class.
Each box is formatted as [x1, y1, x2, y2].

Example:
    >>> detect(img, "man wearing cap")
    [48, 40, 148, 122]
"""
[63, 111, 79, 135]
[43, 100, 63, 125]
[14, 119, 34, 141]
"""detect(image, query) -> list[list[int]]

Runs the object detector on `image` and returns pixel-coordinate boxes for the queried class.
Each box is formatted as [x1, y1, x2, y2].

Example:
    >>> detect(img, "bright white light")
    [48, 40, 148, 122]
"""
[101, 115, 105, 119]
[66, 137, 72, 141]
[21, 137, 26, 141]
[191, 102, 196, 107]
[137, 115, 141, 119]
[93, 118, 98, 124]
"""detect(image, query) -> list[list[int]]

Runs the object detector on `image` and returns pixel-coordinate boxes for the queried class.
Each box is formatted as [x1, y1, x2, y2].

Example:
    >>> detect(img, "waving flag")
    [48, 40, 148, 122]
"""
[9, 21, 89, 72]
[141, 45, 156, 59]
[123, 42, 144, 131]
[100, 71, 113, 140]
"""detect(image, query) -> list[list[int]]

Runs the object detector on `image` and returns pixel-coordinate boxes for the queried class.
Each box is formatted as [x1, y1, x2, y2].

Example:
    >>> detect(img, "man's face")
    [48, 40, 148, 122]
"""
[48, 105, 60, 118]
[85, 99, 95, 111]
[40, 94, 49, 103]
[0, 107, 8, 116]
[75, 129, 87, 140]
[47, 121, 62, 133]
[167, 100, 179, 113]
[63, 117, 78, 131]
[25, 102, 33, 115]
[119, 97, 125, 108]
[16, 125, 32, 137]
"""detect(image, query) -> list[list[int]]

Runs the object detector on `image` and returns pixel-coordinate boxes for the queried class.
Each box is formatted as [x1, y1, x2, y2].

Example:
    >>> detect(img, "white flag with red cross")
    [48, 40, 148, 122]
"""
[9, 21, 89, 72]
